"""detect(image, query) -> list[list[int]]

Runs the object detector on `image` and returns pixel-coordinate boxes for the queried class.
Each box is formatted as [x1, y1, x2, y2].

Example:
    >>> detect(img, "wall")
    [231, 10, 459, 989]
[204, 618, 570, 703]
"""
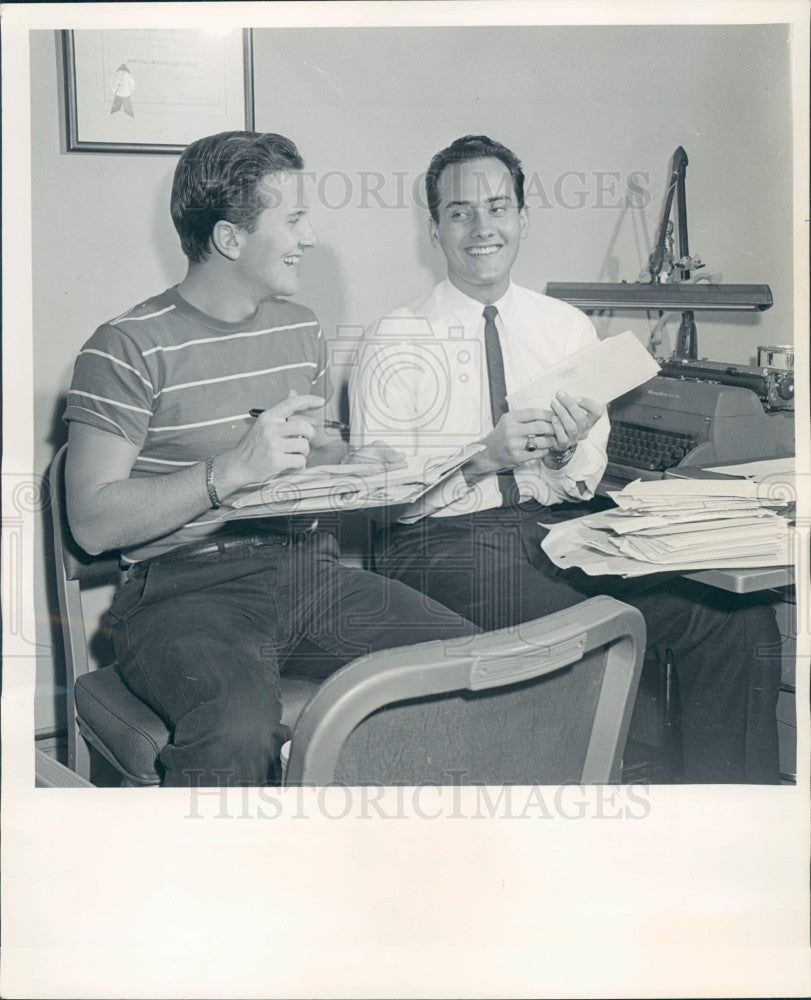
[29, 23, 795, 732]
[253, 24, 794, 363]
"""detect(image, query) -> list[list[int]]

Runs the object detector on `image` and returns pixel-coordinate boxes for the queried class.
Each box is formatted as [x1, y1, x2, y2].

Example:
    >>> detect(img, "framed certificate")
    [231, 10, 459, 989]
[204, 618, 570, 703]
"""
[62, 28, 254, 153]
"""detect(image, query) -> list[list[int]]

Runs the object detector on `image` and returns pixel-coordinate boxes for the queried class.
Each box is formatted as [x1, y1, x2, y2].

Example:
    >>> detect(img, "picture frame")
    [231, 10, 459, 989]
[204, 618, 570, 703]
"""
[61, 28, 254, 153]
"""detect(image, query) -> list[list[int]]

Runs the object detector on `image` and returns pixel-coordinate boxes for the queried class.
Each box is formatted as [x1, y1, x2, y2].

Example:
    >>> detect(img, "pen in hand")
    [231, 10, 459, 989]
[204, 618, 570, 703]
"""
[249, 407, 407, 472]
[248, 408, 350, 434]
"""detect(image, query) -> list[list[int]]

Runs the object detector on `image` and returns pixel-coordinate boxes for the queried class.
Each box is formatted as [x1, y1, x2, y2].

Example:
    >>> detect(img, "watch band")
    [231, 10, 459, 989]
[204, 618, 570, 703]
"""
[543, 443, 577, 470]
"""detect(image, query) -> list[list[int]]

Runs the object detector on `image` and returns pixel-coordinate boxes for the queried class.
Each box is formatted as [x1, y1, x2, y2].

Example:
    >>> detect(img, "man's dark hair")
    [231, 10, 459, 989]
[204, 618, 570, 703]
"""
[171, 131, 304, 263]
[425, 135, 525, 224]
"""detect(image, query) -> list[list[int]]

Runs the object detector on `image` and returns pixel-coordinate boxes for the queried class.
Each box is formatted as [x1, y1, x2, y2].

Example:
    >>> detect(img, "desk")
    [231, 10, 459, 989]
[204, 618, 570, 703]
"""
[685, 564, 795, 594]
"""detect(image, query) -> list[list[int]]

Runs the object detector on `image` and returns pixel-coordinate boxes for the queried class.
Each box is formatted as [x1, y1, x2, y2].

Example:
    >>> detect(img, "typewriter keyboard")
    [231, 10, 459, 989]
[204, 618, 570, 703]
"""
[607, 421, 698, 472]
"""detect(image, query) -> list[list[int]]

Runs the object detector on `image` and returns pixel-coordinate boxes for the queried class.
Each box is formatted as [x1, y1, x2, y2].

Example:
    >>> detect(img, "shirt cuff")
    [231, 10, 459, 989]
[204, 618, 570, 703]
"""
[540, 441, 607, 500]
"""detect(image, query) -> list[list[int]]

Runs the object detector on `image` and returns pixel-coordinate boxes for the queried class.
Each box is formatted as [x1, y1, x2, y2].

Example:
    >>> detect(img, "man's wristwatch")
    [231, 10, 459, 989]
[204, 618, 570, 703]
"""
[542, 443, 577, 470]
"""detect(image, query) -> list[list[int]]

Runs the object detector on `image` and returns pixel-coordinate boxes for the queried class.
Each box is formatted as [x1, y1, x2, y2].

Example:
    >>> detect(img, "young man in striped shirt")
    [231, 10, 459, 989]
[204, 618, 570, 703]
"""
[64, 131, 477, 787]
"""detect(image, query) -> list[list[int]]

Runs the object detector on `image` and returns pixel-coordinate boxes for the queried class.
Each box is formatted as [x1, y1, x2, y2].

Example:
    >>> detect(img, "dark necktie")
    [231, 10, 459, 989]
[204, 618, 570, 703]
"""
[482, 305, 518, 507]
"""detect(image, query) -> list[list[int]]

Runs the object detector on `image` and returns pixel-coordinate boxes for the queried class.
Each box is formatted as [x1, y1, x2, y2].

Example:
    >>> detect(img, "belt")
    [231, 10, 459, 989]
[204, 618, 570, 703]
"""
[133, 519, 319, 570]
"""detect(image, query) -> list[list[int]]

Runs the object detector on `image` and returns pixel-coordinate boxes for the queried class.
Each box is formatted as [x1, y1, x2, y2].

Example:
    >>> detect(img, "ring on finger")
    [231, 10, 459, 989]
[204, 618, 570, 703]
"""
[525, 434, 538, 453]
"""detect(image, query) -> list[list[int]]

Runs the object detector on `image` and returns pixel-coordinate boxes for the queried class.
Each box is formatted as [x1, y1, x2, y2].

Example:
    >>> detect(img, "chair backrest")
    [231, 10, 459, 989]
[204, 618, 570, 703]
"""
[284, 595, 645, 786]
[49, 444, 122, 771]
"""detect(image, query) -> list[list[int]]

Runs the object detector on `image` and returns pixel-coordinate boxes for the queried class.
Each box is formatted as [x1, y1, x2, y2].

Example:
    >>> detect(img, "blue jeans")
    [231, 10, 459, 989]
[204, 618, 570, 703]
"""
[105, 529, 477, 786]
[377, 504, 783, 784]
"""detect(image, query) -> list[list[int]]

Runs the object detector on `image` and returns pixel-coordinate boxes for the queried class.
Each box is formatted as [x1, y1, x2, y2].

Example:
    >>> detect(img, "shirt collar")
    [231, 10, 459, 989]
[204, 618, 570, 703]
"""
[439, 278, 516, 329]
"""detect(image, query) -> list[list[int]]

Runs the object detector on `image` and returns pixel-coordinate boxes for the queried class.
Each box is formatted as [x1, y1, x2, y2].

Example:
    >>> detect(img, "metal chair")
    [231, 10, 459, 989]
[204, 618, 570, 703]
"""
[49, 444, 319, 786]
[285, 594, 646, 786]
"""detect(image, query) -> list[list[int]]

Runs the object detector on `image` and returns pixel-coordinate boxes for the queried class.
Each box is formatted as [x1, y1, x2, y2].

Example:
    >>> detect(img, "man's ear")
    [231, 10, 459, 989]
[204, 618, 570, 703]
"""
[211, 220, 242, 260]
[429, 218, 440, 247]
[519, 205, 529, 239]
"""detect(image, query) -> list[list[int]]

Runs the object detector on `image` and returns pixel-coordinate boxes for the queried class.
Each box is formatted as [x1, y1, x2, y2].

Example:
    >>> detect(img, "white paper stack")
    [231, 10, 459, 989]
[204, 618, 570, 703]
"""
[540, 478, 794, 577]
[219, 442, 485, 520]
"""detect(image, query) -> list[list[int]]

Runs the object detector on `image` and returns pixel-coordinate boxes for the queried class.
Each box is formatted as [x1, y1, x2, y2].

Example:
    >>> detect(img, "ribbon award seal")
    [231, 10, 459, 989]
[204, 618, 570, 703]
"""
[110, 64, 135, 117]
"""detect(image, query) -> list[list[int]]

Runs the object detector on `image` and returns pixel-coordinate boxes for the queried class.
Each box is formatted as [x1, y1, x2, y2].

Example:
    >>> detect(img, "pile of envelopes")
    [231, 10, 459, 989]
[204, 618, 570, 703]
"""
[220, 443, 485, 519]
[540, 478, 794, 576]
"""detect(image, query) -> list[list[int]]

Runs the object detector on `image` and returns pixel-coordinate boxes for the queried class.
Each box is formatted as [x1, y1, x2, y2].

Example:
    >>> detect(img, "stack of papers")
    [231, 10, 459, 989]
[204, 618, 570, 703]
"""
[219, 443, 484, 520]
[540, 478, 794, 577]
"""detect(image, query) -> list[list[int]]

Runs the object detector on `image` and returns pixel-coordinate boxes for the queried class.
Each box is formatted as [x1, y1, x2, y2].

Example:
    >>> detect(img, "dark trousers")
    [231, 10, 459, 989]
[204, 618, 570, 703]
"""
[105, 530, 477, 786]
[376, 504, 782, 784]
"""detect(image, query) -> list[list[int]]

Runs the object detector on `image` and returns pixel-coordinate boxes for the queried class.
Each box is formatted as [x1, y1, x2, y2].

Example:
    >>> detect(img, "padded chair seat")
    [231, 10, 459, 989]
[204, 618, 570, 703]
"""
[75, 665, 320, 786]
[75, 666, 169, 785]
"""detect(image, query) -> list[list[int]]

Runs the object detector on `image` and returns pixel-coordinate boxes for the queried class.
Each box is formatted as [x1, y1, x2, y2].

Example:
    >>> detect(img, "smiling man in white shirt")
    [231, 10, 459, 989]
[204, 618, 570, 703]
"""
[349, 135, 782, 784]
[353, 143, 608, 517]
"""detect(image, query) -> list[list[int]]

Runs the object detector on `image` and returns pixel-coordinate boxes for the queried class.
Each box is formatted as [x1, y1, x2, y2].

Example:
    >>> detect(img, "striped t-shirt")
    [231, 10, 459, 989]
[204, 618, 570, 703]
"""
[64, 286, 330, 563]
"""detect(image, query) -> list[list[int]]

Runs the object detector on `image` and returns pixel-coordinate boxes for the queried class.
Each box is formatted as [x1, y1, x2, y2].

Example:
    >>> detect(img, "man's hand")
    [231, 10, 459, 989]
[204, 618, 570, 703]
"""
[65, 395, 326, 555]
[215, 394, 326, 494]
[466, 407, 556, 479]
[547, 392, 605, 451]
[461, 394, 605, 486]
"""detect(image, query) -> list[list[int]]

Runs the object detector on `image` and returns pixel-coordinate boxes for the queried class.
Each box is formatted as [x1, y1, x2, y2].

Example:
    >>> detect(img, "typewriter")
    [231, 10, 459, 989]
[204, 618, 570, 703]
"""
[601, 360, 795, 491]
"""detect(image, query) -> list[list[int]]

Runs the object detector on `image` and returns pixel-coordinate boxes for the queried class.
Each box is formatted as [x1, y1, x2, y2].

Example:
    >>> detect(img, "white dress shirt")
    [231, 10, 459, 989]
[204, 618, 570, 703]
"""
[349, 279, 610, 521]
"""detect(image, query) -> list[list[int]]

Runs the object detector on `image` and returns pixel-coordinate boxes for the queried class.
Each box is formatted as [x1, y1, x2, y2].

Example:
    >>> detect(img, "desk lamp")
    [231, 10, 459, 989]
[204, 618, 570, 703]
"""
[546, 147, 773, 359]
